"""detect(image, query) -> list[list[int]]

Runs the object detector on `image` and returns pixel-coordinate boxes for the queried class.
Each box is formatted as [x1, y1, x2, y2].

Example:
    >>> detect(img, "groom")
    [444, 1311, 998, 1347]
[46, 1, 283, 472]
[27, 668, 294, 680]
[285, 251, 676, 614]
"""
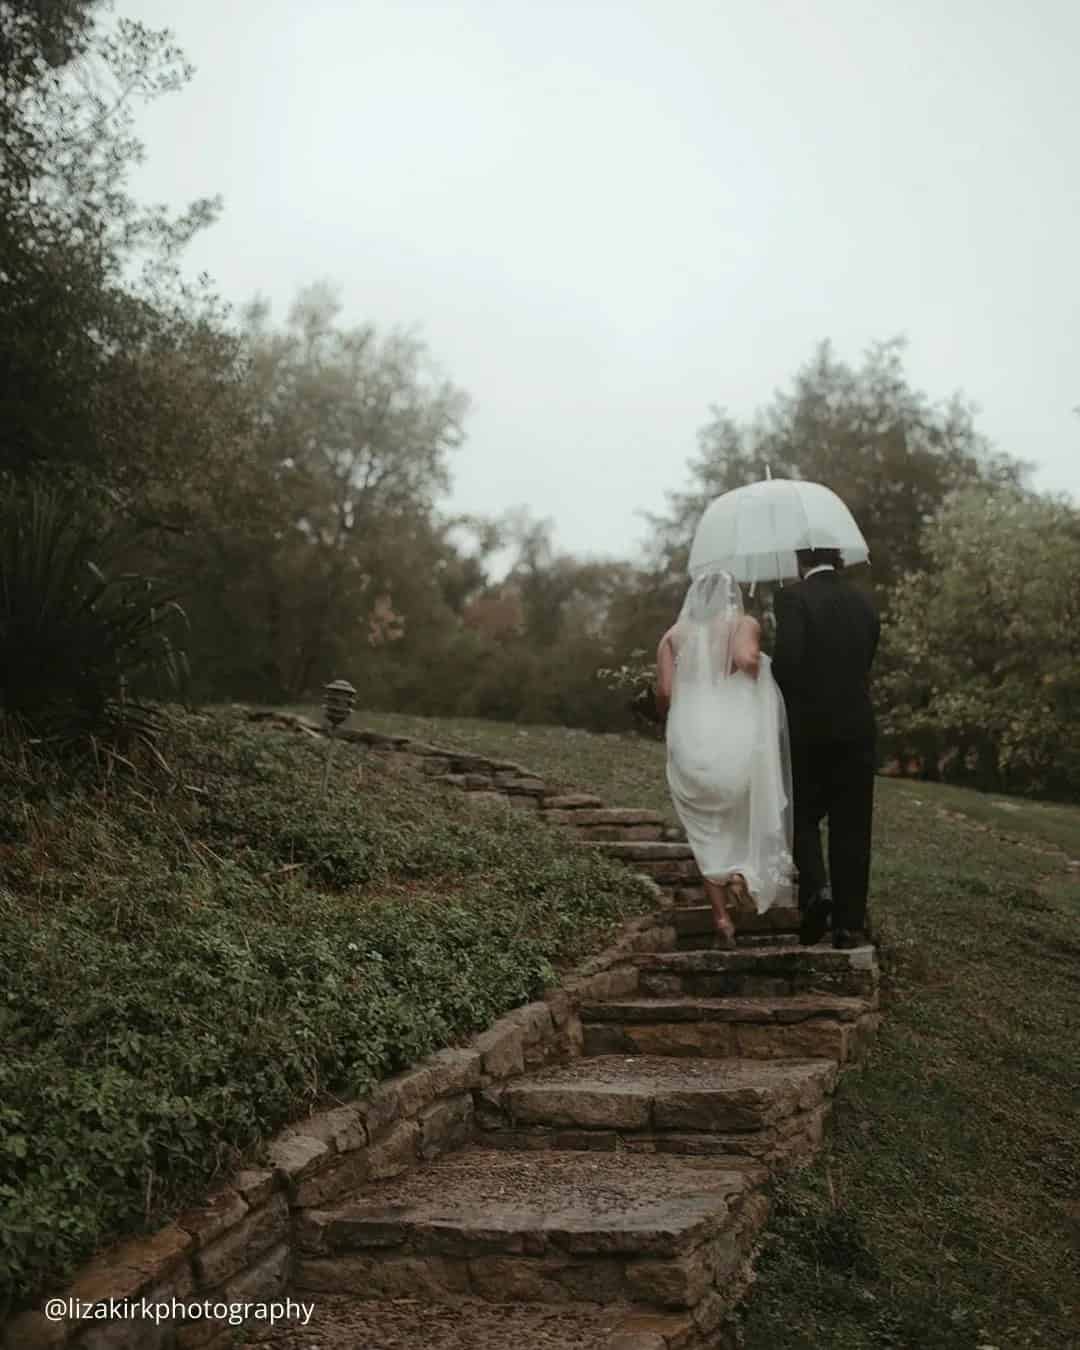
[772, 547, 880, 948]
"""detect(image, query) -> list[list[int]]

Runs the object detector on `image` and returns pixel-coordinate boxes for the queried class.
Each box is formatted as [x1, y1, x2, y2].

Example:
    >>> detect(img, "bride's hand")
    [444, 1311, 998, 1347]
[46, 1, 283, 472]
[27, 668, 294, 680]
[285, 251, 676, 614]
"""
[732, 617, 762, 679]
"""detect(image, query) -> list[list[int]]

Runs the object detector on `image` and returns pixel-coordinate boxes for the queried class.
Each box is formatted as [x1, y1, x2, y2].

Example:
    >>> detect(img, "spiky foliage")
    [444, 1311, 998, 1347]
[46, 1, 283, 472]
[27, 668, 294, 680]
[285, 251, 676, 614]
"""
[0, 481, 188, 753]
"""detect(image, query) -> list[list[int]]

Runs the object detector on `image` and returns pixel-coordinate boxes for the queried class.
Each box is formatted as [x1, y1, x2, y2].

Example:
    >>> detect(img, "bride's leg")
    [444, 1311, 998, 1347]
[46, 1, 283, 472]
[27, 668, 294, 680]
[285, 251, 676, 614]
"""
[704, 878, 737, 948]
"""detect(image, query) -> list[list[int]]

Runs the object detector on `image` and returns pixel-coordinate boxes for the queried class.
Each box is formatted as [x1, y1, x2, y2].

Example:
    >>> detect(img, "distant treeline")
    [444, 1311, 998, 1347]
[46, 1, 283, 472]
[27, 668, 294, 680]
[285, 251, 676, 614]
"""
[3, 3, 1079, 797]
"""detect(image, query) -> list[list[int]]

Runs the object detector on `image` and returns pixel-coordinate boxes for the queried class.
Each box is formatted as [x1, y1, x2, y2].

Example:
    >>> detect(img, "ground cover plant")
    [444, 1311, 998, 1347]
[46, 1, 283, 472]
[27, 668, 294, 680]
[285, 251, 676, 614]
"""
[0, 707, 652, 1314]
[292, 707, 1080, 1349]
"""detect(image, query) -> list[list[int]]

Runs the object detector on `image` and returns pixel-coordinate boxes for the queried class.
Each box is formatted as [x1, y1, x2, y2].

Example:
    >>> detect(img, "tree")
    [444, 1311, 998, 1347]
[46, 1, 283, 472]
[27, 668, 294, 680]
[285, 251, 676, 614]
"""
[435, 514, 504, 618]
[192, 284, 470, 700]
[648, 338, 1029, 596]
[1, 1, 222, 487]
[495, 509, 635, 649]
[0, 3, 276, 733]
[437, 510, 653, 729]
[878, 487, 1080, 797]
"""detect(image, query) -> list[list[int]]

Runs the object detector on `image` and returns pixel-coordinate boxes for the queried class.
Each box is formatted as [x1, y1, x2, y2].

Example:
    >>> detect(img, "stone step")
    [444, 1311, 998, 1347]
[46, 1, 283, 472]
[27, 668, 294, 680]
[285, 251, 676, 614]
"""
[252, 1292, 732, 1350]
[295, 1147, 768, 1320]
[672, 904, 800, 943]
[581, 995, 879, 1064]
[476, 1056, 836, 1169]
[634, 944, 878, 1000]
[542, 793, 606, 810]
[584, 841, 695, 860]
[728, 933, 799, 949]
[655, 888, 802, 936]
[574, 824, 668, 842]
[544, 807, 667, 827]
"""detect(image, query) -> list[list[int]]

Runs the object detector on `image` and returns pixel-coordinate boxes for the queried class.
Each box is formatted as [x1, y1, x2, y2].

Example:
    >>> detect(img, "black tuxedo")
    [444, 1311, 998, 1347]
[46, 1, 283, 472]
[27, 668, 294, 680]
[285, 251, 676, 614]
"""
[772, 570, 880, 931]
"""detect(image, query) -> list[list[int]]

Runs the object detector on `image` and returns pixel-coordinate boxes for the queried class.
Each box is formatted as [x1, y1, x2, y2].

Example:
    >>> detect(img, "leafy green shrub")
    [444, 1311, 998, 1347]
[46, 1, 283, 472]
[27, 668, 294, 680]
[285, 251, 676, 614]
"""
[0, 482, 188, 753]
[878, 486, 1080, 798]
[0, 708, 651, 1313]
[596, 648, 665, 737]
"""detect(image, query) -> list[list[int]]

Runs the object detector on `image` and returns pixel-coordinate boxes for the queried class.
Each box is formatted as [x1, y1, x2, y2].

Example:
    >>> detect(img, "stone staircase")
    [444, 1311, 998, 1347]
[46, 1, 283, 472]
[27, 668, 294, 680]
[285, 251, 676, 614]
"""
[266, 907, 879, 1350]
[248, 719, 881, 1348]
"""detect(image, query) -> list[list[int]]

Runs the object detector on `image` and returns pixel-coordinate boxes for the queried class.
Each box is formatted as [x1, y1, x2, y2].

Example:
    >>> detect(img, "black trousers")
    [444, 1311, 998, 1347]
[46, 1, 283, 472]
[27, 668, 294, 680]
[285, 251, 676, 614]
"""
[790, 736, 875, 932]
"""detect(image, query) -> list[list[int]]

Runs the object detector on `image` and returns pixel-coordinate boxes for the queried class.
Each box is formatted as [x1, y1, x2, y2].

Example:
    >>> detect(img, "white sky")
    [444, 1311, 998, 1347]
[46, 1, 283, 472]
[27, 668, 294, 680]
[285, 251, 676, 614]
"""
[121, 0, 1080, 563]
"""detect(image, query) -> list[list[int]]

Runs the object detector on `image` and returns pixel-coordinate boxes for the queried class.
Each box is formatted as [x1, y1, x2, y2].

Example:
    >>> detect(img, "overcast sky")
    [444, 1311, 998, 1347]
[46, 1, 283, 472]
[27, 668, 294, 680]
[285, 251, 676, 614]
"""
[121, 0, 1079, 563]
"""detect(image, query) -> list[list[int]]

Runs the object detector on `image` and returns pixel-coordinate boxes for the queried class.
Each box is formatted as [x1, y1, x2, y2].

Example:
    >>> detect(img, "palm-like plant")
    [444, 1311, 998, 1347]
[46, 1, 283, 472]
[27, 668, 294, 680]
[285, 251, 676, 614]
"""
[0, 481, 189, 751]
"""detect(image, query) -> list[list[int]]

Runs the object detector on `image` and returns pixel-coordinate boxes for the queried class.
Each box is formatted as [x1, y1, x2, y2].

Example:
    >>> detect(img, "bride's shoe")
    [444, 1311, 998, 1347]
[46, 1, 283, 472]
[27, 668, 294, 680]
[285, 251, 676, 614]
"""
[727, 872, 749, 910]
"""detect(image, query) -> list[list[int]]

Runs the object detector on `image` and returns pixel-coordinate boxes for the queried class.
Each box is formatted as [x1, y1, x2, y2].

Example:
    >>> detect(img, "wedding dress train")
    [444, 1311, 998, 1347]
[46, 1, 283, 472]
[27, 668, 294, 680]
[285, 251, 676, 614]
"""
[664, 572, 794, 914]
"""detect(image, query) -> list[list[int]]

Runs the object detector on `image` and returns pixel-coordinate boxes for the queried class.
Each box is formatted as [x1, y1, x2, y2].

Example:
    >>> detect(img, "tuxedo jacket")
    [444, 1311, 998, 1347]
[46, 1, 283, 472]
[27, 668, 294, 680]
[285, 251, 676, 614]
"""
[771, 570, 880, 743]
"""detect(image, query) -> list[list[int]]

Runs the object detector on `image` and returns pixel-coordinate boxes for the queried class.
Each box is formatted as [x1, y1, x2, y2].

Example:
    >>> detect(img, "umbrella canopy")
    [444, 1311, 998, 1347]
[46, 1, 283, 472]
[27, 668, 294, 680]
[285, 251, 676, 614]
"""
[688, 479, 869, 585]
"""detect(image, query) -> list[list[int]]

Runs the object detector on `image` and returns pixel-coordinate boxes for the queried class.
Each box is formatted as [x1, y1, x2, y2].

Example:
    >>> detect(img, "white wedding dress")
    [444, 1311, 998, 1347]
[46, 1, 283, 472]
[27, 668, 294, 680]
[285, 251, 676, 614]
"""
[665, 571, 794, 913]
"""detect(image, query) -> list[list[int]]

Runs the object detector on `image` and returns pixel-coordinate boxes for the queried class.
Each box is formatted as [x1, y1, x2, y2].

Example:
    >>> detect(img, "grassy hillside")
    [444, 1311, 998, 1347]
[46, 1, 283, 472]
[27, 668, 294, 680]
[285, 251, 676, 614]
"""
[293, 707, 1080, 1349]
[286, 706, 679, 822]
[0, 708, 652, 1313]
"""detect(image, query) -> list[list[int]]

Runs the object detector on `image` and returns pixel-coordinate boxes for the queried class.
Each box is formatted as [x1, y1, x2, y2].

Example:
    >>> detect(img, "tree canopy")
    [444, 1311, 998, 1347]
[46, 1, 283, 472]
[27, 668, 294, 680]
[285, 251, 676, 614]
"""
[0, 0, 223, 488]
[877, 486, 1080, 795]
[649, 338, 1029, 595]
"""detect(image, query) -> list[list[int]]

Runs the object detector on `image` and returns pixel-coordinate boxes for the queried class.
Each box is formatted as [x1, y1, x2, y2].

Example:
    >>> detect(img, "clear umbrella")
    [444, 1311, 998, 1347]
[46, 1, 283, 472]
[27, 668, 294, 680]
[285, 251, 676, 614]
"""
[688, 477, 870, 585]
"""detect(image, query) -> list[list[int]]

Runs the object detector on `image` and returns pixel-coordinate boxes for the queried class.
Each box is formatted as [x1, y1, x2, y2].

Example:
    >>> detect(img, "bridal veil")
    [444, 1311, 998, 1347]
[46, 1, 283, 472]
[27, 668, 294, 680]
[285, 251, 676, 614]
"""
[665, 568, 795, 912]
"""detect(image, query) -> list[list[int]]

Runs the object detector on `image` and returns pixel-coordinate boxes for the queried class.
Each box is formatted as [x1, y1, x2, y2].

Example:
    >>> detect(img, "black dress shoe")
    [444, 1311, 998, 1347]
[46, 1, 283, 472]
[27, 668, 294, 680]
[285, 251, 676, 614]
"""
[832, 929, 872, 949]
[799, 887, 833, 946]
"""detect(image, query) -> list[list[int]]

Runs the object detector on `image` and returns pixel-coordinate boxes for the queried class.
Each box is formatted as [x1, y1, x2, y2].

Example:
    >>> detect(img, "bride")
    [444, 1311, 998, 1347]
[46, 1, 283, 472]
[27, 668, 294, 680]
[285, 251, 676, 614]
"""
[656, 567, 794, 946]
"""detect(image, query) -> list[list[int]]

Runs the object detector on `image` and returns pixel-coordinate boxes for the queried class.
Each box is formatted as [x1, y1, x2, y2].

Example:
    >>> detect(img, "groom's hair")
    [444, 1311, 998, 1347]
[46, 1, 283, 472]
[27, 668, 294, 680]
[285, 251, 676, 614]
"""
[796, 547, 844, 573]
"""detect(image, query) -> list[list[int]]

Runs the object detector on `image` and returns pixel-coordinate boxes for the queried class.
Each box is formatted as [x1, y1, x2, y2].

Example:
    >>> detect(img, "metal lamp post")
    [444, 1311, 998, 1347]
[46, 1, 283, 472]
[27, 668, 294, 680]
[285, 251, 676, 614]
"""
[320, 678, 357, 799]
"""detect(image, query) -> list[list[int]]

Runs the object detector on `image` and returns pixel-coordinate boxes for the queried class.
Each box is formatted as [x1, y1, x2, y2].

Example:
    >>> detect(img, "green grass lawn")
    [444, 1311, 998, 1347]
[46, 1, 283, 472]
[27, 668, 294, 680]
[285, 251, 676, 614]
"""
[285, 705, 679, 822]
[289, 706, 1080, 1349]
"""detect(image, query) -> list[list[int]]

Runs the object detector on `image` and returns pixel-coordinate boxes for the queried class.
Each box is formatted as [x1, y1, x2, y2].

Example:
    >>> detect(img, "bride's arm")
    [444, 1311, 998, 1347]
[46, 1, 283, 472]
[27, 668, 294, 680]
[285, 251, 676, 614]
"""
[732, 616, 762, 679]
[655, 626, 678, 715]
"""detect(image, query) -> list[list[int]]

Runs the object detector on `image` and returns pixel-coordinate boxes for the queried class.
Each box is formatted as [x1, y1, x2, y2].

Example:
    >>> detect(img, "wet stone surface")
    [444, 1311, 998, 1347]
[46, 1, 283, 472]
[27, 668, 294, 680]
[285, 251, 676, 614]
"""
[305, 1147, 752, 1259]
[246, 1295, 695, 1350]
[495, 1053, 836, 1098]
[473, 1058, 837, 1142]
[581, 995, 871, 1024]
